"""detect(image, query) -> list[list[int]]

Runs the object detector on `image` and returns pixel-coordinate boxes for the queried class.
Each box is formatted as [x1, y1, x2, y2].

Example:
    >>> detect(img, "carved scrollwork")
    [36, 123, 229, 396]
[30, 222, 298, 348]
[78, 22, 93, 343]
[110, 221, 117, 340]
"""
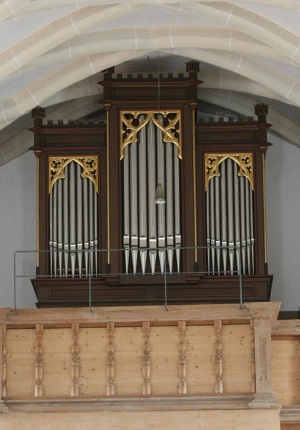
[2, 325, 7, 398]
[71, 323, 80, 397]
[178, 321, 187, 394]
[107, 323, 115, 396]
[214, 320, 223, 394]
[120, 110, 182, 159]
[250, 320, 256, 393]
[49, 156, 98, 194]
[142, 322, 151, 395]
[34, 324, 44, 397]
[205, 153, 253, 192]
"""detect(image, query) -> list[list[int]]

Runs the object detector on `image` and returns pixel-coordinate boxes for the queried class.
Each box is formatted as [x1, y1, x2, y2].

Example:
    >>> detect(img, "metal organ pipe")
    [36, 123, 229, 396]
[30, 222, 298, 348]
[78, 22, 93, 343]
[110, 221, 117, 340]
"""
[156, 118, 166, 274]
[234, 162, 241, 275]
[206, 189, 211, 275]
[221, 163, 227, 274]
[70, 162, 76, 277]
[250, 190, 255, 274]
[148, 120, 157, 274]
[174, 148, 181, 273]
[209, 178, 216, 274]
[139, 122, 148, 274]
[53, 184, 58, 277]
[89, 178, 95, 275]
[57, 179, 63, 276]
[227, 159, 234, 275]
[123, 146, 130, 274]
[76, 164, 83, 276]
[130, 140, 138, 273]
[240, 176, 246, 275]
[94, 186, 98, 275]
[83, 177, 89, 275]
[245, 180, 251, 273]
[166, 142, 174, 274]
[215, 177, 221, 275]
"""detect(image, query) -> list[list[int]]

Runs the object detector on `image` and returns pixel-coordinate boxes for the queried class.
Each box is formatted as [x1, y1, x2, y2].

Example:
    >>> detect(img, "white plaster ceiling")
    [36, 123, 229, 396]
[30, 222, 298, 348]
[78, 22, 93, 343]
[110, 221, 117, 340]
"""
[1, 0, 300, 165]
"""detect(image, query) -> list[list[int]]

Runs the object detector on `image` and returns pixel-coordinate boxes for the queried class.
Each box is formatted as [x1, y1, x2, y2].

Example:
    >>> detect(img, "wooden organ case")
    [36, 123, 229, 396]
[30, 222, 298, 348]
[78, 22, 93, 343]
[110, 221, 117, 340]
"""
[30, 61, 273, 307]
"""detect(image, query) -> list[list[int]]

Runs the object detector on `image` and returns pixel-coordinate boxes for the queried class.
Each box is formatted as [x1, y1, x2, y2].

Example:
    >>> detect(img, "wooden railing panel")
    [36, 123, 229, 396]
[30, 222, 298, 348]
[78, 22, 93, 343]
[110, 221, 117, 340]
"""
[114, 326, 144, 396]
[5, 328, 35, 399]
[78, 327, 107, 397]
[222, 323, 253, 394]
[272, 339, 300, 405]
[151, 326, 178, 395]
[43, 328, 72, 398]
[188, 325, 215, 394]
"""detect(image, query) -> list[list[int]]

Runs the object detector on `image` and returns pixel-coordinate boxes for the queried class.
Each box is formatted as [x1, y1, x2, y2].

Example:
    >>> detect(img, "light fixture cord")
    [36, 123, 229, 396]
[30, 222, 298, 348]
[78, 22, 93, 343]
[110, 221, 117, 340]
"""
[157, 51, 161, 114]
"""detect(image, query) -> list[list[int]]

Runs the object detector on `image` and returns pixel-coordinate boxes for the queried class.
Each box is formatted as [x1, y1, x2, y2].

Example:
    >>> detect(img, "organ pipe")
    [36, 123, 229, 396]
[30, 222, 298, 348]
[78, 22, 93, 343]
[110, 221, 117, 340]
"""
[245, 180, 251, 273]
[83, 177, 89, 275]
[227, 159, 234, 275]
[148, 119, 157, 274]
[70, 162, 76, 277]
[130, 140, 139, 273]
[123, 146, 130, 274]
[210, 178, 216, 274]
[63, 169, 69, 276]
[139, 122, 147, 274]
[166, 142, 174, 274]
[234, 162, 241, 275]
[221, 163, 227, 274]
[240, 177, 246, 275]
[57, 179, 63, 276]
[77, 164, 83, 276]
[157, 118, 166, 274]
[174, 149, 181, 273]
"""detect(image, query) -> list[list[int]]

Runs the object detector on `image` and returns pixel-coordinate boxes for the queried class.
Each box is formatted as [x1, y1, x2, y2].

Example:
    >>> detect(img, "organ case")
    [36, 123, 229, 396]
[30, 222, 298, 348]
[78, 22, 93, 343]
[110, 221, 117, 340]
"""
[30, 62, 272, 307]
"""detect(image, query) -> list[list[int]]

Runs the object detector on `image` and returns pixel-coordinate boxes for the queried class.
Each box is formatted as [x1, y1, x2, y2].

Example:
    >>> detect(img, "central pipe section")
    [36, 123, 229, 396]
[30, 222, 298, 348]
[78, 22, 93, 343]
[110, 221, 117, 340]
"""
[122, 113, 181, 275]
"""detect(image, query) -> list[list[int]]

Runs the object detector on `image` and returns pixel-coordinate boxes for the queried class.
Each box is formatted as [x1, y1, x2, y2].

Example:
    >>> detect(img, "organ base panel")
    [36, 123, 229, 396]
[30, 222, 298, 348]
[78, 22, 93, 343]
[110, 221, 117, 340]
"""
[31, 274, 273, 307]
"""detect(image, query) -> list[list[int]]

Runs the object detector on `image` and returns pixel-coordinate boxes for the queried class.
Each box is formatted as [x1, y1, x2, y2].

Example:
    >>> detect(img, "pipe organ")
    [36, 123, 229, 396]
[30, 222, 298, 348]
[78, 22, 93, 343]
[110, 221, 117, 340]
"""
[30, 62, 273, 307]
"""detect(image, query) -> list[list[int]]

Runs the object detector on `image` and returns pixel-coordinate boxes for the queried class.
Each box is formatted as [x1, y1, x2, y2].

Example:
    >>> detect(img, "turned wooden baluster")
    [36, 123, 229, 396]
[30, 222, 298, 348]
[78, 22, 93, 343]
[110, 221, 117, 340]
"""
[142, 322, 151, 395]
[71, 323, 80, 396]
[250, 319, 256, 393]
[2, 325, 7, 398]
[214, 320, 223, 393]
[178, 321, 187, 394]
[106, 323, 115, 396]
[34, 324, 44, 397]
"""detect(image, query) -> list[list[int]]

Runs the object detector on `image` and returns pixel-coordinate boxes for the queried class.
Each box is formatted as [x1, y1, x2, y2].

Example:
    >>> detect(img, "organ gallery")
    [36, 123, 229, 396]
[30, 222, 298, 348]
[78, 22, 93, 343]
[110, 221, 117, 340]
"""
[1, 61, 299, 430]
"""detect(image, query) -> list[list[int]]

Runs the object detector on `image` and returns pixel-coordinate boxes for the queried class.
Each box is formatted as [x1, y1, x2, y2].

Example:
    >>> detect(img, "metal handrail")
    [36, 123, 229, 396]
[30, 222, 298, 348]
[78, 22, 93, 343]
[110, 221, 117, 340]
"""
[14, 245, 244, 313]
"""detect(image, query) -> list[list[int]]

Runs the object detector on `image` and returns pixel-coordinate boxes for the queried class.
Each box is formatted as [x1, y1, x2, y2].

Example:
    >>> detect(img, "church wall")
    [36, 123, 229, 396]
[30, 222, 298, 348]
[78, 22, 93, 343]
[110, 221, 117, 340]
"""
[0, 151, 36, 308]
[266, 134, 300, 312]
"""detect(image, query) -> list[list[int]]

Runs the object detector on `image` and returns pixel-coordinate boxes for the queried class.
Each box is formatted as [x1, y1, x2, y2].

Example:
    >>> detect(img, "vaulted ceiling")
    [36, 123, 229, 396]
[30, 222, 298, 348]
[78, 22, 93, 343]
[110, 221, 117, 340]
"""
[1, 0, 300, 165]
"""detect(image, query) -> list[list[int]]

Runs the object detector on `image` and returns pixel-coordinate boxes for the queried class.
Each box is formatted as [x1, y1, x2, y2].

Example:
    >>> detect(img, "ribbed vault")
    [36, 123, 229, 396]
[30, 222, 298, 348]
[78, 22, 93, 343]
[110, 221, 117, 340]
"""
[1, 0, 300, 165]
